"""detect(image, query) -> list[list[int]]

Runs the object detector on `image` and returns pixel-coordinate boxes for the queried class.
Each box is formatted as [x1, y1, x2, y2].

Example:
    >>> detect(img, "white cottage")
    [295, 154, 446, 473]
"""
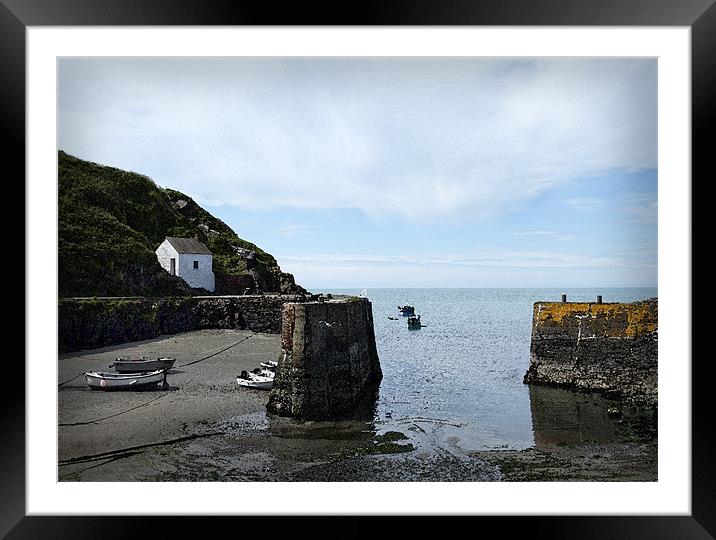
[156, 237, 215, 292]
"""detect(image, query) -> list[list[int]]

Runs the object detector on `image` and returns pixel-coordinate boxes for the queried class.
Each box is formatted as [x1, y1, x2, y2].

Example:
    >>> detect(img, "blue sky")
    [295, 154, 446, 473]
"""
[58, 58, 657, 288]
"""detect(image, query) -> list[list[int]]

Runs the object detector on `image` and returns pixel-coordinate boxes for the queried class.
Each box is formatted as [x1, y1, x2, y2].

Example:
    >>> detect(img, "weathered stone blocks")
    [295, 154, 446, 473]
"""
[524, 298, 658, 406]
[58, 294, 306, 352]
[267, 297, 382, 420]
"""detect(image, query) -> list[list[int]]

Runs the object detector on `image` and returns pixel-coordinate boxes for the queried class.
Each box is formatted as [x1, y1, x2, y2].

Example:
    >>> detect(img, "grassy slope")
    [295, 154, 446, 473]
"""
[58, 151, 303, 297]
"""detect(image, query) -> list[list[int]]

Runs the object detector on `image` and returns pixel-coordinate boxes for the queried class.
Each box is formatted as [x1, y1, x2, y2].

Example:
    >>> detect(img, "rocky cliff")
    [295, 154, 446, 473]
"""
[59, 151, 306, 297]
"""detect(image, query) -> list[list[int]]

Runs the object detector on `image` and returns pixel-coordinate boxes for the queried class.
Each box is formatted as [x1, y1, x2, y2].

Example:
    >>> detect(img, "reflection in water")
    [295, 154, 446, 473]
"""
[322, 288, 657, 452]
[268, 416, 376, 441]
[266, 387, 380, 442]
[529, 384, 656, 449]
[262, 289, 658, 458]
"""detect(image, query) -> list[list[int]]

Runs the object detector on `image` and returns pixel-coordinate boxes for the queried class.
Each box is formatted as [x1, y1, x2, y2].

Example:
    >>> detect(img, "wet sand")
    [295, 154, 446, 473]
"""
[59, 329, 274, 463]
[58, 329, 656, 482]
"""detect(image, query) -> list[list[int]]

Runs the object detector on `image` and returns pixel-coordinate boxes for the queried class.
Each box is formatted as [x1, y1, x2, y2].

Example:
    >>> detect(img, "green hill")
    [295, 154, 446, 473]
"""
[58, 151, 306, 297]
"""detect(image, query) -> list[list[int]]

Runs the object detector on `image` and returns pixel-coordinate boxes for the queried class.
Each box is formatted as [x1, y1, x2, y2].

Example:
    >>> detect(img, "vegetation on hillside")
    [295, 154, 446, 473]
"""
[58, 151, 304, 297]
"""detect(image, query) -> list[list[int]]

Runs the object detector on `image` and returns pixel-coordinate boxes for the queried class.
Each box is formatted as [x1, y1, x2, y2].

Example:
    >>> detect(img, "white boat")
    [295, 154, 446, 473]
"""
[84, 369, 167, 390]
[260, 360, 279, 370]
[110, 356, 176, 373]
[251, 367, 275, 378]
[236, 370, 274, 390]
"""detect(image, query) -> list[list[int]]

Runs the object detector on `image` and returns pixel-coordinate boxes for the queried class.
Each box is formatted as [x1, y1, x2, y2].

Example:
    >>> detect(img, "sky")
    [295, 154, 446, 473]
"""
[58, 58, 657, 289]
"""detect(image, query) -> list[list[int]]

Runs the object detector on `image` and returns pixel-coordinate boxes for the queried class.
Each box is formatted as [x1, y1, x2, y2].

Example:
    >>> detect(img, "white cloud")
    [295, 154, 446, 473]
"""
[507, 230, 561, 237]
[274, 224, 319, 236]
[59, 58, 657, 222]
[620, 193, 658, 224]
[278, 250, 656, 270]
[277, 250, 657, 288]
[507, 230, 578, 241]
[563, 197, 604, 210]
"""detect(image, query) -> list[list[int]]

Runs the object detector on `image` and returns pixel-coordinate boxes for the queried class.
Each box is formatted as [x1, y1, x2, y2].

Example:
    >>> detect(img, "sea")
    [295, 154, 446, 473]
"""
[320, 288, 658, 452]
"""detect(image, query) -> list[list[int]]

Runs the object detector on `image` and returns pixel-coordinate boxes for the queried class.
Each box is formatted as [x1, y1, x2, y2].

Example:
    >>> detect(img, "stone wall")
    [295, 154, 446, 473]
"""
[267, 297, 383, 420]
[214, 274, 256, 295]
[523, 298, 657, 406]
[58, 295, 305, 352]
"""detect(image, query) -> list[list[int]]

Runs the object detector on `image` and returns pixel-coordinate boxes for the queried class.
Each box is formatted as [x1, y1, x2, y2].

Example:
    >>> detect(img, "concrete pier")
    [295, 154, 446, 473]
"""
[524, 298, 658, 406]
[268, 297, 382, 420]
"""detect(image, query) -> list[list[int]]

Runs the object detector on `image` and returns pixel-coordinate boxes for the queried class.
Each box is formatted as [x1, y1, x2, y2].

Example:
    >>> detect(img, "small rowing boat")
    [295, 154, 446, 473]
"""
[84, 369, 167, 390]
[252, 367, 276, 378]
[407, 315, 423, 330]
[110, 356, 176, 373]
[236, 370, 274, 390]
[260, 360, 279, 370]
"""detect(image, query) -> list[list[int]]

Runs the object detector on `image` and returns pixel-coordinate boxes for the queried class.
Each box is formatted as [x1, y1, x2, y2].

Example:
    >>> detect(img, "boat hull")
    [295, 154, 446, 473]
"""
[84, 370, 166, 390]
[111, 357, 176, 373]
[236, 375, 274, 390]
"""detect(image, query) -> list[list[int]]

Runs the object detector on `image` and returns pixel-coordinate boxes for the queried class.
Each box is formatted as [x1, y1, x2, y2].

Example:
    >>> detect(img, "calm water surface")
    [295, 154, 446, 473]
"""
[322, 288, 657, 452]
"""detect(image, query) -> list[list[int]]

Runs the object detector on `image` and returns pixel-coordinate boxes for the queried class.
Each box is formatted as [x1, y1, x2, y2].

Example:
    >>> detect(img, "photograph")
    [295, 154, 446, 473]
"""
[56, 56, 659, 483]
[6, 1, 707, 532]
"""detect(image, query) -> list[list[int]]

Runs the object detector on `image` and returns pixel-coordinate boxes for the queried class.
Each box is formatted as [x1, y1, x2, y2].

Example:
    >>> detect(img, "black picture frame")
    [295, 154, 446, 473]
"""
[6, 0, 710, 537]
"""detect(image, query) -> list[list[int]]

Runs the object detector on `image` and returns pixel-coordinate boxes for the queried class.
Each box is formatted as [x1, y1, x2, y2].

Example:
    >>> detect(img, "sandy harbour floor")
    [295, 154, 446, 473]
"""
[59, 329, 656, 482]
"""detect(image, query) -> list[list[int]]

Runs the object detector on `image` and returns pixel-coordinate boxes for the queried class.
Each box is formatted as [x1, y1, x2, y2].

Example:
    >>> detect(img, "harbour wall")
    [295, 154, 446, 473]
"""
[267, 297, 383, 420]
[58, 295, 305, 352]
[523, 298, 658, 406]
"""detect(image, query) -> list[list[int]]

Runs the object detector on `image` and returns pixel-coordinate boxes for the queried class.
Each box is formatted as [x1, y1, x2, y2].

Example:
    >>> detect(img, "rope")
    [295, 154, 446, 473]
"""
[58, 373, 84, 387]
[65, 451, 144, 476]
[58, 332, 255, 388]
[59, 332, 256, 426]
[59, 391, 173, 427]
[177, 331, 257, 367]
[58, 431, 226, 466]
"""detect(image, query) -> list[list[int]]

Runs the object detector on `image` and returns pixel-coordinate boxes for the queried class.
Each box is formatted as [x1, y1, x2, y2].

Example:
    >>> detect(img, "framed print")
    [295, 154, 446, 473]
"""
[6, 0, 711, 537]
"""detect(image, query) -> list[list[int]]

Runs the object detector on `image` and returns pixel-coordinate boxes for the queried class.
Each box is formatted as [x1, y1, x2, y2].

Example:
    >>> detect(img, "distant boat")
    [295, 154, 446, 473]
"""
[260, 360, 279, 370]
[398, 305, 415, 316]
[407, 315, 423, 330]
[110, 356, 176, 373]
[360, 289, 368, 298]
[84, 369, 167, 390]
[236, 370, 274, 390]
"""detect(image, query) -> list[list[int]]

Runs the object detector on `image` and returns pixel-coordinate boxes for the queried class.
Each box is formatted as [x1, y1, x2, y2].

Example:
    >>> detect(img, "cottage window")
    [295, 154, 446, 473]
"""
[193, 260, 199, 269]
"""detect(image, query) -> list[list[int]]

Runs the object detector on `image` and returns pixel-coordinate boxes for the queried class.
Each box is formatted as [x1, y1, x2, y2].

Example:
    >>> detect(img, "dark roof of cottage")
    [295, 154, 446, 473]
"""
[165, 237, 212, 255]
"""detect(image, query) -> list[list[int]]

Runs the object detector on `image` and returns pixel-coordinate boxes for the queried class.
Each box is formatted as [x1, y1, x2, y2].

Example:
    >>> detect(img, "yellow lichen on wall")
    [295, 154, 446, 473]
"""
[625, 303, 658, 337]
[535, 301, 657, 337]
[535, 302, 593, 324]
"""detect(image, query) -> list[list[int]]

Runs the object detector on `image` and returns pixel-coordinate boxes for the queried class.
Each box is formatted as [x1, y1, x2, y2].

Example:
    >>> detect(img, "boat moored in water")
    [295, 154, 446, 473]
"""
[407, 315, 423, 329]
[398, 305, 415, 316]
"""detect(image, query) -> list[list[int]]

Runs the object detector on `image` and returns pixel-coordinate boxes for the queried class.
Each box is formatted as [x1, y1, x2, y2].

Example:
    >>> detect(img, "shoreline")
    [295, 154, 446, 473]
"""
[58, 329, 657, 482]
